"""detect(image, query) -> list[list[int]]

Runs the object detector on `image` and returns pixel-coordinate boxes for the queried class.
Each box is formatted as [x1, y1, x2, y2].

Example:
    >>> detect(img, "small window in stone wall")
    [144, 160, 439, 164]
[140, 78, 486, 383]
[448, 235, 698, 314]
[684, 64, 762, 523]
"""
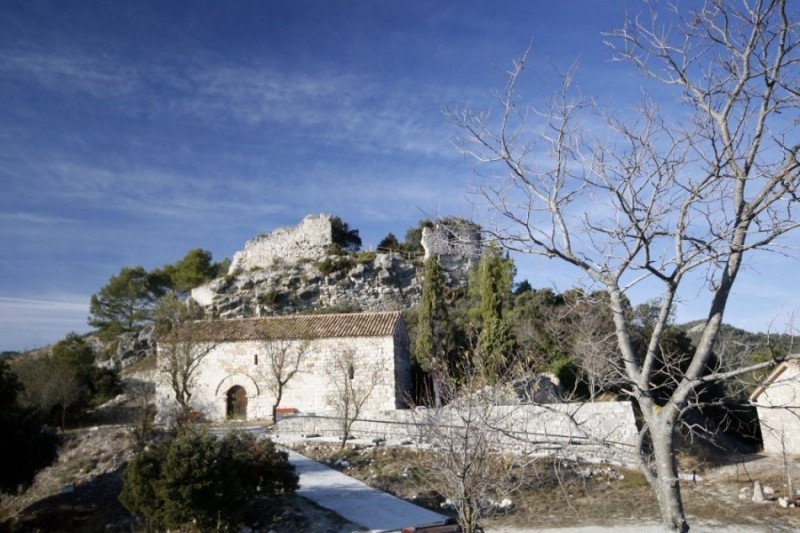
[348, 363, 355, 380]
[254, 354, 258, 365]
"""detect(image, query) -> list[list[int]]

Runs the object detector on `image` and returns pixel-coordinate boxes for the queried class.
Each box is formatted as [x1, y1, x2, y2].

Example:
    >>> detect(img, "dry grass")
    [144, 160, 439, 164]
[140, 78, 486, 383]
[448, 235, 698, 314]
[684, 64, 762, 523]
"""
[292, 441, 800, 531]
[292, 442, 662, 528]
[4, 407, 798, 532]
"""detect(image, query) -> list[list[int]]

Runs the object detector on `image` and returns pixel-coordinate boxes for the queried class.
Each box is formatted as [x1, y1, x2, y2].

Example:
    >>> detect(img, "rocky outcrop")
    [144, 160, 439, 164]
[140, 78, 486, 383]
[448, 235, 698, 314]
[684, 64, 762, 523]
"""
[97, 326, 156, 370]
[191, 252, 423, 319]
[190, 215, 482, 320]
[102, 216, 482, 367]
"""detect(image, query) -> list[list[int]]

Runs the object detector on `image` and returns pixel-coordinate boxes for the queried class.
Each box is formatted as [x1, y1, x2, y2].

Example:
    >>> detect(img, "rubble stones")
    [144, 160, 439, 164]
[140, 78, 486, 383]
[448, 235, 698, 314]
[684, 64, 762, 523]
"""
[753, 481, 766, 503]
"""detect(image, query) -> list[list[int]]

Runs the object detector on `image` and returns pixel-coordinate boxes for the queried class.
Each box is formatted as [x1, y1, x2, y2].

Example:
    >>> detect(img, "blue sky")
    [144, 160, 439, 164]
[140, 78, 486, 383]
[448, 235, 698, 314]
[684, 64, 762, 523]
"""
[1, 1, 798, 351]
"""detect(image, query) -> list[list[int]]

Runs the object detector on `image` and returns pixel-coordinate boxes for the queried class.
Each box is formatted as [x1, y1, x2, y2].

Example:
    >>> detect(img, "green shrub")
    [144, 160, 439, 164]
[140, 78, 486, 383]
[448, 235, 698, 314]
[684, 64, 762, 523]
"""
[314, 256, 355, 277]
[0, 359, 59, 493]
[260, 290, 285, 306]
[353, 251, 376, 264]
[89, 367, 123, 405]
[330, 216, 362, 252]
[119, 431, 297, 531]
[312, 302, 363, 315]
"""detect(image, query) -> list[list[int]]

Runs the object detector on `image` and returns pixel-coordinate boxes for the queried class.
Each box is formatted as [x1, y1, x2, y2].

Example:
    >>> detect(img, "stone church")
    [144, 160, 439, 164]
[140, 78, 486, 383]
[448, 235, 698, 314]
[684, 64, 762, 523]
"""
[157, 214, 481, 423]
[156, 311, 411, 422]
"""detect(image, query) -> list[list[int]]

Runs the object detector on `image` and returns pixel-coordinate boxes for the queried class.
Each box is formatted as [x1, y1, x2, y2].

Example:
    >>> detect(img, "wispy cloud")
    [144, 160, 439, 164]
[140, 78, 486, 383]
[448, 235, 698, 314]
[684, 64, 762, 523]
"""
[1, 45, 457, 159]
[0, 212, 79, 226]
[0, 294, 90, 351]
[0, 295, 87, 312]
[0, 48, 141, 99]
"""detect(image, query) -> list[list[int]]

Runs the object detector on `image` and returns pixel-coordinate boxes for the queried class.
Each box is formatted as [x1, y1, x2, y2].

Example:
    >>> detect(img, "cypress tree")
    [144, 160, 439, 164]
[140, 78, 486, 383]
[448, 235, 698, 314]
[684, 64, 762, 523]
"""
[471, 245, 515, 384]
[415, 255, 452, 406]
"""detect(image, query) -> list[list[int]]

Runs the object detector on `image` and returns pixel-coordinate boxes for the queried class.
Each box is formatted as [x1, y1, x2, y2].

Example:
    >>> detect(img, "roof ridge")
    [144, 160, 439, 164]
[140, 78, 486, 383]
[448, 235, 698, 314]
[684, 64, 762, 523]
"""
[164, 310, 403, 343]
[196, 310, 401, 322]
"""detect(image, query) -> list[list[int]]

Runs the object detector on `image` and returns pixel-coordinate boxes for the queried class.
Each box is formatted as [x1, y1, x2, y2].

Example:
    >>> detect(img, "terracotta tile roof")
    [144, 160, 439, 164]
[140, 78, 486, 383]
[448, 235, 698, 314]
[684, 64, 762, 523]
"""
[162, 311, 403, 343]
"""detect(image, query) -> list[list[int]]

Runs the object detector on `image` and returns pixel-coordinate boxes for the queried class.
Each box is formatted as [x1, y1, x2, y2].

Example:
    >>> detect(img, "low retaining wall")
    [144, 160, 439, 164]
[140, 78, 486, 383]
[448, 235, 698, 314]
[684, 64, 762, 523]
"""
[275, 401, 639, 465]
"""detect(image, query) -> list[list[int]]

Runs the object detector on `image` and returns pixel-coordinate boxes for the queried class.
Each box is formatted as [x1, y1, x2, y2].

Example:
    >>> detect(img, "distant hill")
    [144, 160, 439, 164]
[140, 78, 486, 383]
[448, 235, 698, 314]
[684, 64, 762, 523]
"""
[679, 320, 796, 399]
[680, 320, 796, 363]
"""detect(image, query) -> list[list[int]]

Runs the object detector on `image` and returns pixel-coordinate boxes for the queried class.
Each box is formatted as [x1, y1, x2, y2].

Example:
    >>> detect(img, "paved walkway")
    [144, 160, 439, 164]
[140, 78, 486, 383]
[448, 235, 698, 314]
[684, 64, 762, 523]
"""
[286, 449, 448, 533]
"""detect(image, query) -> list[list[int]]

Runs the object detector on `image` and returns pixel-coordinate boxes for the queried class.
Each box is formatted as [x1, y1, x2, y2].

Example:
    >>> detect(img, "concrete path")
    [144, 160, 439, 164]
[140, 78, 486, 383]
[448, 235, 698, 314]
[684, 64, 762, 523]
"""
[287, 449, 448, 533]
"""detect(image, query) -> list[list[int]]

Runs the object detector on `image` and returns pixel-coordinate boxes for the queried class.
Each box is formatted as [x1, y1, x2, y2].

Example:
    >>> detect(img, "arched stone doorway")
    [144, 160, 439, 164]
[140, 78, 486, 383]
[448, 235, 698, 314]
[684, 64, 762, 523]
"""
[226, 385, 248, 420]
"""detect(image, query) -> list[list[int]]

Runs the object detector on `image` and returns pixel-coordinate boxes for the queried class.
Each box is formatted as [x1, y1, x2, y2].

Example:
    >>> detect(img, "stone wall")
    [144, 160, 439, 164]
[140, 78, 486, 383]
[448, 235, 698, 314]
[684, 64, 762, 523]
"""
[422, 220, 481, 259]
[753, 361, 800, 454]
[155, 333, 410, 423]
[229, 214, 333, 274]
[275, 401, 639, 465]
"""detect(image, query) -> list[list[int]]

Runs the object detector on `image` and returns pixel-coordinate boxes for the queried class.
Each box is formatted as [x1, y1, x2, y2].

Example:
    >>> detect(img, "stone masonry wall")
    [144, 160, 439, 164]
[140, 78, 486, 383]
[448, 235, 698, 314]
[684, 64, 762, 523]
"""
[274, 401, 639, 465]
[421, 220, 482, 276]
[755, 363, 800, 454]
[229, 214, 333, 274]
[155, 333, 408, 423]
[421, 221, 481, 262]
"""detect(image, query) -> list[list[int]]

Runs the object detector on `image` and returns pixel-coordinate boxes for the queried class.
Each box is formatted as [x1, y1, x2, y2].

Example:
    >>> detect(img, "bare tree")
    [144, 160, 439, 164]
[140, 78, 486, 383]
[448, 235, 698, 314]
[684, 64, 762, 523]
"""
[450, 2, 800, 530]
[13, 355, 84, 429]
[154, 295, 214, 426]
[325, 348, 380, 448]
[128, 377, 156, 450]
[256, 339, 309, 424]
[158, 333, 215, 425]
[411, 363, 523, 533]
[567, 296, 622, 400]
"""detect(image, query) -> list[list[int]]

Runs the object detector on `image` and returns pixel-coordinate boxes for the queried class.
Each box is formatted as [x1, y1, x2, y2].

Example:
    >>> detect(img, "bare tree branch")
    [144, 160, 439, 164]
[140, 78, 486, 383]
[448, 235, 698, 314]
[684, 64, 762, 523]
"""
[451, 1, 800, 530]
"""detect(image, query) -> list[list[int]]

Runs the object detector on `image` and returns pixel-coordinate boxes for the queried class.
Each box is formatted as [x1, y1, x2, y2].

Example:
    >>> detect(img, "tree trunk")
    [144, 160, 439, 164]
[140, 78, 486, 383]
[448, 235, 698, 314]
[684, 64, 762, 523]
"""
[457, 477, 477, 533]
[649, 416, 689, 532]
[339, 405, 350, 449]
[432, 377, 442, 408]
[272, 388, 283, 425]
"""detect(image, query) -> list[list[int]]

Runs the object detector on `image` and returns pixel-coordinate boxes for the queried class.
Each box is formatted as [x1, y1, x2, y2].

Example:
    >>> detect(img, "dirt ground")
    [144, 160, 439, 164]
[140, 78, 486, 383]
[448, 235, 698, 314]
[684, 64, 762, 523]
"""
[290, 439, 800, 533]
[2, 421, 799, 532]
[0, 426, 358, 533]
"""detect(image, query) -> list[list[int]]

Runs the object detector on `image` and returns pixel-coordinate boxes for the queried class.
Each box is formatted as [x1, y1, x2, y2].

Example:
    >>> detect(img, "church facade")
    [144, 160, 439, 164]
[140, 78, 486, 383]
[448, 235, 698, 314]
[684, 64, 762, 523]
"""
[155, 311, 412, 422]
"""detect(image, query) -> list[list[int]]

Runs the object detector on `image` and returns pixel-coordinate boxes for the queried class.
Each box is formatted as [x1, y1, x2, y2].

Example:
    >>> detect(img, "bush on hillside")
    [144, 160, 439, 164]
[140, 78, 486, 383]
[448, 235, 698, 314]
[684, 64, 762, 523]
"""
[0, 359, 59, 493]
[119, 431, 297, 531]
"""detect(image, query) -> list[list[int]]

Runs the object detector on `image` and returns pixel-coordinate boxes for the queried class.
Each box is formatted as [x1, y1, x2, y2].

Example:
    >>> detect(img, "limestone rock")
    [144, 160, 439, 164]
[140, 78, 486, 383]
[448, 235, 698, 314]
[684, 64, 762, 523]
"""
[753, 480, 766, 503]
[98, 325, 156, 370]
[191, 215, 481, 321]
[191, 252, 425, 319]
